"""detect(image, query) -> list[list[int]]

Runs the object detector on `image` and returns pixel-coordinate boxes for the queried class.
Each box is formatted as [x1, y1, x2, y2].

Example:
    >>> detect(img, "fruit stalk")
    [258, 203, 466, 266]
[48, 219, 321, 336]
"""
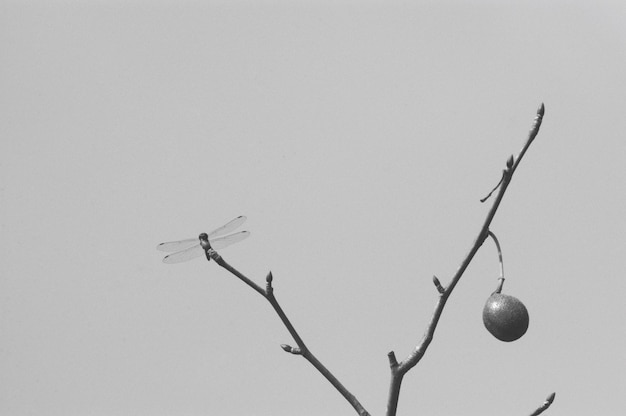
[487, 230, 505, 293]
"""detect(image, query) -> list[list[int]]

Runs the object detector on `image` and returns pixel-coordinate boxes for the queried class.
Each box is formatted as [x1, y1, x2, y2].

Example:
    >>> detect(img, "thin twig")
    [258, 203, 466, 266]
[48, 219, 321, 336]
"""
[385, 104, 546, 416]
[480, 173, 505, 202]
[206, 250, 371, 416]
[529, 392, 556, 416]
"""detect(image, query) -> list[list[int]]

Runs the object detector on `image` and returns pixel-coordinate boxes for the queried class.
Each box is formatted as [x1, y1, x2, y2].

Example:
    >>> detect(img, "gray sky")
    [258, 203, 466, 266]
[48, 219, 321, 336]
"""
[2, 1, 625, 415]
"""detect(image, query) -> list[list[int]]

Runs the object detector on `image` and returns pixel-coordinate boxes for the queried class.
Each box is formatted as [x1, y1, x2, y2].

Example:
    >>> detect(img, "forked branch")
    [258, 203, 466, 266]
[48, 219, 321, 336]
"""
[385, 104, 550, 416]
[201, 104, 552, 416]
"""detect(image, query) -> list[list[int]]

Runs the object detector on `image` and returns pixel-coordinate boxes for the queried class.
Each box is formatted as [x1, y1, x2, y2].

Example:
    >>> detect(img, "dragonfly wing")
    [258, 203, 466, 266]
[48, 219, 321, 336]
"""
[209, 231, 250, 249]
[156, 237, 198, 252]
[162, 244, 204, 264]
[207, 216, 246, 238]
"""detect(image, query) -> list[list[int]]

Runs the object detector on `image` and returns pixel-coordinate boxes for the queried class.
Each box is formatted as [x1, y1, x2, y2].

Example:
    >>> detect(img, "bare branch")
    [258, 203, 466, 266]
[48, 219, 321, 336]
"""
[385, 104, 547, 416]
[206, 250, 371, 416]
[529, 392, 556, 416]
[208, 249, 265, 296]
[481, 103, 545, 203]
[199, 104, 549, 416]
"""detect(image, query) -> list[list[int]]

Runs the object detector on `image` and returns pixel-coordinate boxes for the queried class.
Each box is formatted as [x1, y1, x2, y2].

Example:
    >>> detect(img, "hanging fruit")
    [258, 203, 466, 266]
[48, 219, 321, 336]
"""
[483, 292, 529, 342]
[482, 231, 529, 342]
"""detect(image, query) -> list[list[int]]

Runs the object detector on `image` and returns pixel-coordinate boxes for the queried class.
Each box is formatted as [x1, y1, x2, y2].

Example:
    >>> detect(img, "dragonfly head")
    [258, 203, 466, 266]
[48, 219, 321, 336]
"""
[198, 233, 212, 251]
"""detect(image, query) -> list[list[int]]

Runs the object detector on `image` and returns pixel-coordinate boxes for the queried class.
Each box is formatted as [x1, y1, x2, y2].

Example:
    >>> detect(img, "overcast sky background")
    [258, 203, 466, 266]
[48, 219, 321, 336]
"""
[2, 1, 626, 415]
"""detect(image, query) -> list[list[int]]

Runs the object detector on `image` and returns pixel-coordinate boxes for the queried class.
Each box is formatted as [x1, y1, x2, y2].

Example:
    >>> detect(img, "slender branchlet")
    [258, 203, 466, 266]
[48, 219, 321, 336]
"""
[480, 173, 505, 203]
[205, 249, 371, 416]
[481, 103, 545, 203]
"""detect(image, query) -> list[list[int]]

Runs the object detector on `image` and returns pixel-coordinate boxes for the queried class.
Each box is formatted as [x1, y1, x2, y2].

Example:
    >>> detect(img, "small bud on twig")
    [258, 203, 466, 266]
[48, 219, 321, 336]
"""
[506, 154, 515, 170]
[266, 271, 274, 294]
[280, 344, 301, 355]
[432, 275, 445, 294]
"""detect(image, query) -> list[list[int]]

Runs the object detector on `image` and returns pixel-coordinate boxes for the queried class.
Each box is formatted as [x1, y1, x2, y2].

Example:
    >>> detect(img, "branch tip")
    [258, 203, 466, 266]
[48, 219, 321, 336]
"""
[531, 103, 545, 135]
[265, 271, 274, 293]
[387, 351, 398, 367]
[529, 391, 556, 416]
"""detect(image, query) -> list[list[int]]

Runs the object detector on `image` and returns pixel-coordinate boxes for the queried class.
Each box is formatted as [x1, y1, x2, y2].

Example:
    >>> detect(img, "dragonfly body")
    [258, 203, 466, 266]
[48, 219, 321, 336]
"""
[157, 216, 249, 264]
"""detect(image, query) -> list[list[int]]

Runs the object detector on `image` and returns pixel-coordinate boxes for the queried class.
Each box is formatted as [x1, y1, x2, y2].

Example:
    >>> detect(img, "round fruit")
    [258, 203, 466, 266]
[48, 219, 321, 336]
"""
[482, 293, 529, 342]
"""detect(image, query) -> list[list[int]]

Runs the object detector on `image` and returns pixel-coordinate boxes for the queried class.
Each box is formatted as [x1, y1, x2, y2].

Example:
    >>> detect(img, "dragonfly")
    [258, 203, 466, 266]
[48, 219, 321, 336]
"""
[157, 216, 250, 264]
